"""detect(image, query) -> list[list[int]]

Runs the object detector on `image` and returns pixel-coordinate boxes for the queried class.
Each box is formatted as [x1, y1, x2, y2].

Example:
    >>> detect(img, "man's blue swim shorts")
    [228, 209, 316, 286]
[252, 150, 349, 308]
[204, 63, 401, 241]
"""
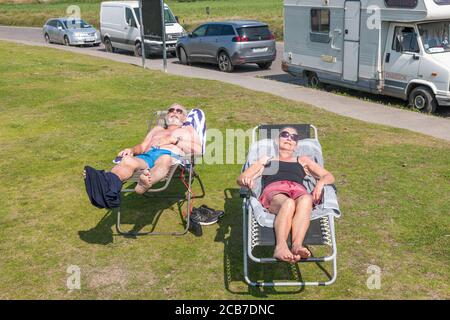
[136, 147, 178, 169]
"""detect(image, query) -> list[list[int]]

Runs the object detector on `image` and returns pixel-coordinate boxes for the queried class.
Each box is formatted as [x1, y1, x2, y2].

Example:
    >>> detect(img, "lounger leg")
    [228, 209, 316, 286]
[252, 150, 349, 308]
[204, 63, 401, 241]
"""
[244, 214, 338, 287]
[115, 165, 194, 236]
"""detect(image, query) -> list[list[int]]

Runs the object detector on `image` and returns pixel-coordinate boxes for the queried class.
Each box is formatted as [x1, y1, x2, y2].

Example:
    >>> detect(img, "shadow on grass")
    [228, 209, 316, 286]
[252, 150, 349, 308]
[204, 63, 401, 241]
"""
[79, 182, 187, 245]
[216, 188, 305, 297]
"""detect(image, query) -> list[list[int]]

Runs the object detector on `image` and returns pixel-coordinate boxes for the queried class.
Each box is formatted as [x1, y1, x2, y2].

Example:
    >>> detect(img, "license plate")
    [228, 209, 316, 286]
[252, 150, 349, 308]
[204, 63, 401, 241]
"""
[85, 37, 95, 42]
[253, 47, 268, 53]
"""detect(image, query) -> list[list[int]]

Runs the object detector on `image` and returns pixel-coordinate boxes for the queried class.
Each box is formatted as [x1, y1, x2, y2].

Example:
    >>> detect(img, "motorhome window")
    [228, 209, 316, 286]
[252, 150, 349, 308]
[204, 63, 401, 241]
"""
[433, 0, 450, 4]
[418, 22, 450, 53]
[311, 9, 330, 34]
[221, 25, 235, 36]
[206, 24, 222, 36]
[236, 26, 272, 41]
[133, 8, 177, 24]
[384, 0, 418, 8]
[125, 8, 136, 27]
[392, 27, 420, 53]
[192, 25, 208, 37]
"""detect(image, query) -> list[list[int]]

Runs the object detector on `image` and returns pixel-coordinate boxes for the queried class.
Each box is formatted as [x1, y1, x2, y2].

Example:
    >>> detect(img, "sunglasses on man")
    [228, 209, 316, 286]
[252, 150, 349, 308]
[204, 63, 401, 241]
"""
[168, 107, 185, 115]
[279, 131, 300, 142]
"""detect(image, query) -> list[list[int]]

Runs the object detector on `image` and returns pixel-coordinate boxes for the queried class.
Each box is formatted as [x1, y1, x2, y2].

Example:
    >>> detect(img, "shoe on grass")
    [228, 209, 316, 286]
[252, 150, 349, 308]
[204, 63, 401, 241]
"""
[191, 206, 224, 226]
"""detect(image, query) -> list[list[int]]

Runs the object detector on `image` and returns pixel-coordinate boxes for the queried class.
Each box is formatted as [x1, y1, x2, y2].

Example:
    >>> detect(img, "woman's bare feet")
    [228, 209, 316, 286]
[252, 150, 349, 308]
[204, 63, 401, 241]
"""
[135, 170, 152, 194]
[291, 244, 311, 259]
[273, 244, 297, 263]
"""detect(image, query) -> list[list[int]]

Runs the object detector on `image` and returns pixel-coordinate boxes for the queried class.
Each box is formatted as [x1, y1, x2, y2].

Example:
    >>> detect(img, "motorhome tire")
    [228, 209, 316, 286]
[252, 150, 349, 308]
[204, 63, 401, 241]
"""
[409, 86, 437, 113]
[307, 72, 320, 88]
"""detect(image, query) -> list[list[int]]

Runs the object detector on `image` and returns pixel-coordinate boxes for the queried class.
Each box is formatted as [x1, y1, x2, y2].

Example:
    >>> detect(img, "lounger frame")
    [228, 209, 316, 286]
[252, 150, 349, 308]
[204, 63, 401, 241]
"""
[242, 124, 338, 286]
[115, 111, 205, 236]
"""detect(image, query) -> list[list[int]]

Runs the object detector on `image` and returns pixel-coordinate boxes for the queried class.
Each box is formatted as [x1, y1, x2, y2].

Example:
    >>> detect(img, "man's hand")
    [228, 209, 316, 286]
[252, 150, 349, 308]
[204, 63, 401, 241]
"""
[118, 148, 134, 157]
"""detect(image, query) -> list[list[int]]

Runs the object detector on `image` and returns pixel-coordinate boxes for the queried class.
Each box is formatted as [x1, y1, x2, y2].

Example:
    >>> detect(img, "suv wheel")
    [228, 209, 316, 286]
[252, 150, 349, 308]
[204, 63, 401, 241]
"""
[408, 86, 437, 113]
[44, 33, 51, 44]
[104, 37, 114, 53]
[218, 51, 233, 72]
[64, 35, 70, 46]
[257, 62, 272, 70]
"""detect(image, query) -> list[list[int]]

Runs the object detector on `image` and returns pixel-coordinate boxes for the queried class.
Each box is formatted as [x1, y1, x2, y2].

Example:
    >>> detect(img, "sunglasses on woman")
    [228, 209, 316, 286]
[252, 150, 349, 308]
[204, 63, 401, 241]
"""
[168, 107, 185, 115]
[279, 131, 300, 142]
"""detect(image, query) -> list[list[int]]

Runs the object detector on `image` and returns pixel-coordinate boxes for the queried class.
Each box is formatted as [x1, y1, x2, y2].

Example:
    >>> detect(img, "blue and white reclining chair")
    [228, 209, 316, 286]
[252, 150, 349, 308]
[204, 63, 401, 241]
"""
[241, 124, 341, 286]
[116, 108, 206, 236]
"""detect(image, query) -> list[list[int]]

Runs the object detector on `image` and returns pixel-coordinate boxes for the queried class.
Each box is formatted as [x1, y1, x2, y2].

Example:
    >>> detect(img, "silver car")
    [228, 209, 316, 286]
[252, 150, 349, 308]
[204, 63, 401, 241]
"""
[43, 18, 101, 46]
[176, 21, 276, 72]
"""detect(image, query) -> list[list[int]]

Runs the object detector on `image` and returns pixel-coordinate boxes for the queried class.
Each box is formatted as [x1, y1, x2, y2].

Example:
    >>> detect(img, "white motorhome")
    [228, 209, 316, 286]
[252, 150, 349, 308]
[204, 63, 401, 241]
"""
[282, 0, 450, 113]
[100, 1, 186, 57]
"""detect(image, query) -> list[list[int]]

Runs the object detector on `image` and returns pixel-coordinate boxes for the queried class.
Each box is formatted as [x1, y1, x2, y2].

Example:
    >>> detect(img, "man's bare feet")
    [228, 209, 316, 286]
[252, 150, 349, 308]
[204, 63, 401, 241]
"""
[135, 170, 152, 194]
[291, 244, 311, 259]
[273, 244, 296, 263]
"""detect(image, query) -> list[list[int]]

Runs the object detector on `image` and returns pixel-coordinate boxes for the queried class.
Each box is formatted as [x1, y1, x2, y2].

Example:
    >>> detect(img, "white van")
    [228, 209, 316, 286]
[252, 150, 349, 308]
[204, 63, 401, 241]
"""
[100, 1, 186, 57]
[282, 0, 450, 113]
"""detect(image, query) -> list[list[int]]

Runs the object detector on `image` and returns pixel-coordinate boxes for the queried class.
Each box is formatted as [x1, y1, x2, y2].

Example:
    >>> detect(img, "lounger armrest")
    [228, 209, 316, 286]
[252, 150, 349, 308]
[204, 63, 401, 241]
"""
[178, 153, 202, 163]
[240, 187, 251, 198]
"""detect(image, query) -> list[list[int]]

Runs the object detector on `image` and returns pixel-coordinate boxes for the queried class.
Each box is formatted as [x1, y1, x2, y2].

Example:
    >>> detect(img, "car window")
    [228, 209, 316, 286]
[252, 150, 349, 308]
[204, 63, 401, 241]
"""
[206, 24, 222, 36]
[192, 25, 208, 37]
[56, 21, 64, 29]
[221, 25, 235, 36]
[236, 26, 273, 41]
[46, 20, 54, 27]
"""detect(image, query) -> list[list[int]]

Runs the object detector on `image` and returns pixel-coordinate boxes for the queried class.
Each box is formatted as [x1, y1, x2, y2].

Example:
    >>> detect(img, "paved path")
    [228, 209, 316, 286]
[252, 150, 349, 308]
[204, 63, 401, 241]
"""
[1, 25, 450, 142]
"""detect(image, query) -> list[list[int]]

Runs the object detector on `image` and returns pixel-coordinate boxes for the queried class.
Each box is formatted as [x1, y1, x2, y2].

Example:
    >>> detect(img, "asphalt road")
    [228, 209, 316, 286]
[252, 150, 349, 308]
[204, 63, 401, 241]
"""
[1, 25, 450, 142]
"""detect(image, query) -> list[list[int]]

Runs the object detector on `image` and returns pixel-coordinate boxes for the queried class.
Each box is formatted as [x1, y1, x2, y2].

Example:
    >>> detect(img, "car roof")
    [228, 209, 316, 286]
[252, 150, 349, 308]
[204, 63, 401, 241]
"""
[200, 20, 268, 28]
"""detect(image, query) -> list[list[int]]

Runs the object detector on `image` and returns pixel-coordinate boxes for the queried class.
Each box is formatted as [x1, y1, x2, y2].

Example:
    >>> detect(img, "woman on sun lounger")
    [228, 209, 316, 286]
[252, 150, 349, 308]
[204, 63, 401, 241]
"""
[237, 127, 335, 263]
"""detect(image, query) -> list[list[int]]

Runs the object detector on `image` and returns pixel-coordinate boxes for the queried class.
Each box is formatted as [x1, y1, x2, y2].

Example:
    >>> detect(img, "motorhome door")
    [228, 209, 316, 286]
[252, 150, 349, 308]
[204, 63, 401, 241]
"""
[343, 1, 361, 82]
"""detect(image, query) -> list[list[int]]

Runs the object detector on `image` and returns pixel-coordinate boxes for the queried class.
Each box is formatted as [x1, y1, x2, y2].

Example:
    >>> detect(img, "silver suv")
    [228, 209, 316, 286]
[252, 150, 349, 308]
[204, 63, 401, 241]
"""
[176, 21, 276, 72]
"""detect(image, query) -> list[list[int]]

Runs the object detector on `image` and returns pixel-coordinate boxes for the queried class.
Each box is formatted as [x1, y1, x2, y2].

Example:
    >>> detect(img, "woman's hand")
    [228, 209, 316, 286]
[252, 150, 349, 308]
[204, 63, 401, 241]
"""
[239, 174, 255, 189]
[312, 181, 324, 204]
[118, 148, 134, 157]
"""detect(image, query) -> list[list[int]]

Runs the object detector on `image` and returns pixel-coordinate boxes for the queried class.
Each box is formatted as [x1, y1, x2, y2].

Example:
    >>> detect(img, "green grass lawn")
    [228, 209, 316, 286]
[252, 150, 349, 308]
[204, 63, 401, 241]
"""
[0, 0, 285, 38]
[0, 40, 449, 299]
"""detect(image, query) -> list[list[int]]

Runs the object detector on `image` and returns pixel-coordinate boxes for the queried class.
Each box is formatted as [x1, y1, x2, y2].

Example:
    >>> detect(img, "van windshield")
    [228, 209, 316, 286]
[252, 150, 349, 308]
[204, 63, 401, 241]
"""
[418, 21, 450, 54]
[134, 8, 177, 25]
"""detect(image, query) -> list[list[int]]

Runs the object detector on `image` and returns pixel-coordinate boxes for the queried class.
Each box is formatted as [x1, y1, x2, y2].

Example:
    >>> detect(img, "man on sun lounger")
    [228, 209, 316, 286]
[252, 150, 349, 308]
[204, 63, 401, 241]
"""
[84, 104, 202, 209]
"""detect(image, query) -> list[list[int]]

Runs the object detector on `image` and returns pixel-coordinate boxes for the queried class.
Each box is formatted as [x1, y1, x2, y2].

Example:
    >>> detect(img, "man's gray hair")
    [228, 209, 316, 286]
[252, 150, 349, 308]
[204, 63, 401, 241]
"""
[169, 103, 187, 115]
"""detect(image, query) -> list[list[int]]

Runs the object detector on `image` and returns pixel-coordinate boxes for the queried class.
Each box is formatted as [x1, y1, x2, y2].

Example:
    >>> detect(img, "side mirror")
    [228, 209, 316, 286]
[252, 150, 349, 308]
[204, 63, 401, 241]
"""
[188, 33, 193, 38]
[57, 26, 63, 30]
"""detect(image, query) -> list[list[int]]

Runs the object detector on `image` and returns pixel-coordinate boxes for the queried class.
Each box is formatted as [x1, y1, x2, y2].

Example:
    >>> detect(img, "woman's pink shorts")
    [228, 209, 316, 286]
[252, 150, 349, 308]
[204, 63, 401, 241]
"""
[259, 180, 309, 210]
